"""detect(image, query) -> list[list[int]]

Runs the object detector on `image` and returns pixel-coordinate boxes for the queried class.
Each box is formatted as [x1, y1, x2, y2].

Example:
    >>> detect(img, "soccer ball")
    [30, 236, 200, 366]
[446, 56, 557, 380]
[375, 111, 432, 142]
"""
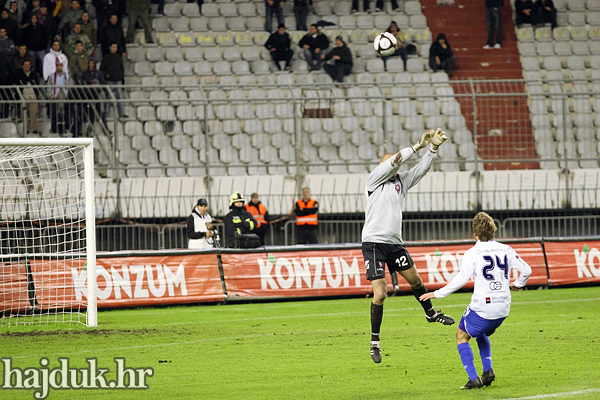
[373, 32, 398, 57]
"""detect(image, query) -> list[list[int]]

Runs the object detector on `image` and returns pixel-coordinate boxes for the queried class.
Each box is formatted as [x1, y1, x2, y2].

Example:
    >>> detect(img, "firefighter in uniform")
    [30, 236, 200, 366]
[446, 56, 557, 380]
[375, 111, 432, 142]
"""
[224, 192, 258, 248]
[293, 187, 319, 244]
[245, 193, 270, 245]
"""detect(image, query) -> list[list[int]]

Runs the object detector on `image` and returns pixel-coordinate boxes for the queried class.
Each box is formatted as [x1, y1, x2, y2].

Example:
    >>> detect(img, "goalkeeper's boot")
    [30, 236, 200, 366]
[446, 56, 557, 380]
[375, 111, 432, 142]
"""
[426, 309, 455, 325]
[481, 368, 495, 386]
[370, 342, 382, 363]
[460, 377, 483, 390]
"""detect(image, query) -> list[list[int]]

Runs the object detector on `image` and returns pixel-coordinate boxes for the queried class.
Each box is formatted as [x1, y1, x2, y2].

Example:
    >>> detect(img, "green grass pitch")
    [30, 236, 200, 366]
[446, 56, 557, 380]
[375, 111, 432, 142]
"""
[1, 287, 600, 400]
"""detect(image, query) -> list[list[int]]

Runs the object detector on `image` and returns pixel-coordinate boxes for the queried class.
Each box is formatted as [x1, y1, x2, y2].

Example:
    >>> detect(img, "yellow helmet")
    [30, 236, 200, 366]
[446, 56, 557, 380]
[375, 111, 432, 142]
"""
[229, 191, 244, 207]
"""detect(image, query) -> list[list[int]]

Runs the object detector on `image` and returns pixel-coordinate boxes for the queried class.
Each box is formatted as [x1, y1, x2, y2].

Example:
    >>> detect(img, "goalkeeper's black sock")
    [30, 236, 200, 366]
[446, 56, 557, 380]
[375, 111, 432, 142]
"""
[413, 285, 435, 317]
[370, 303, 383, 342]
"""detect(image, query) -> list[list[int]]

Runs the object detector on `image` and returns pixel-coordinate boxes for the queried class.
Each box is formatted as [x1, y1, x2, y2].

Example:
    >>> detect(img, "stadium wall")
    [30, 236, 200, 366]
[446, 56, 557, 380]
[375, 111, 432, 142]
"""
[7, 238, 599, 314]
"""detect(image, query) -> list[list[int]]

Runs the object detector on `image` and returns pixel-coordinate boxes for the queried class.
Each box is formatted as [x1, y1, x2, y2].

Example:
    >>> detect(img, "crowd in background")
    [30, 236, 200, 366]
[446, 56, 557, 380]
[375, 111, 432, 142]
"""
[0, 0, 133, 136]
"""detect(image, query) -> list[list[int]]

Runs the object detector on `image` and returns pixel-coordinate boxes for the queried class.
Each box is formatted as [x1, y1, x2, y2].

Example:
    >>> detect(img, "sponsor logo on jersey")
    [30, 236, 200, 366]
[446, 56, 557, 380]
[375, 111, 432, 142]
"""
[485, 295, 508, 304]
[394, 184, 400, 194]
[489, 281, 503, 290]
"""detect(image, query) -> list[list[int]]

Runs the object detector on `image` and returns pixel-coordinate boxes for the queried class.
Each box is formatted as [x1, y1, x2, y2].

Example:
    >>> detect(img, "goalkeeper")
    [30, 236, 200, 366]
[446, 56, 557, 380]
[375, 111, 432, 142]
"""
[362, 128, 456, 364]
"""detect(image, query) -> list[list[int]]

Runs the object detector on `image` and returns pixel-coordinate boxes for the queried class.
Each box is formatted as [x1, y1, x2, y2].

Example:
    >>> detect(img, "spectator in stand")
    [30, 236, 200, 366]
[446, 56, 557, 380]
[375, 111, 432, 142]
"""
[293, 0, 312, 31]
[321, 35, 353, 83]
[376, 0, 399, 13]
[13, 43, 35, 73]
[381, 21, 407, 71]
[0, 8, 18, 41]
[292, 187, 319, 244]
[101, 14, 125, 56]
[13, 59, 40, 133]
[43, 39, 68, 80]
[351, 0, 370, 13]
[264, 23, 293, 71]
[79, 11, 96, 46]
[68, 40, 88, 82]
[99, 42, 125, 118]
[21, 0, 41, 26]
[46, 60, 70, 134]
[429, 33, 456, 76]
[535, 0, 557, 28]
[299, 24, 329, 70]
[92, 0, 119, 40]
[7, 1, 23, 23]
[64, 22, 93, 56]
[58, 0, 82, 38]
[484, 0, 503, 49]
[20, 14, 47, 73]
[245, 193, 270, 246]
[515, 0, 537, 27]
[80, 58, 104, 126]
[0, 26, 14, 83]
[125, 0, 153, 44]
[47, 0, 60, 16]
[37, 2, 58, 40]
[264, 0, 284, 33]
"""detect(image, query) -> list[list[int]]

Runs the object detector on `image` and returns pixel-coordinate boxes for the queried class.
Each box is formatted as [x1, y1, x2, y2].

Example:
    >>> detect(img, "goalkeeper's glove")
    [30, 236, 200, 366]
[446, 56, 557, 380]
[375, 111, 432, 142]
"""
[430, 128, 448, 151]
[412, 130, 434, 153]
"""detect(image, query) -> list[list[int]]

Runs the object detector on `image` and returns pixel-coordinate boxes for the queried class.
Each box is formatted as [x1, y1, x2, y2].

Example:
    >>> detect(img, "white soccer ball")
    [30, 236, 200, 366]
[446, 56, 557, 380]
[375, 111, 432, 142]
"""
[374, 32, 398, 57]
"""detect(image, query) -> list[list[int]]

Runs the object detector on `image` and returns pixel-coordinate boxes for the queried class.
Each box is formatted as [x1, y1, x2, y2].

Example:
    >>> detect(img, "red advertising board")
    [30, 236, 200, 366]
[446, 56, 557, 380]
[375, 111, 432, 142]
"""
[544, 240, 600, 286]
[221, 242, 549, 299]
[0, 262, 32, 314]
[221, 249, 388, 298]
[30, 254, 225, 309]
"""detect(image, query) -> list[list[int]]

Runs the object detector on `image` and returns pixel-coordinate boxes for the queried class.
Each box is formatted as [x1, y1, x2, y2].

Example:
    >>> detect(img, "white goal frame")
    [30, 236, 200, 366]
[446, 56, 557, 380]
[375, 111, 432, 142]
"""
[0, 138, 97, 327]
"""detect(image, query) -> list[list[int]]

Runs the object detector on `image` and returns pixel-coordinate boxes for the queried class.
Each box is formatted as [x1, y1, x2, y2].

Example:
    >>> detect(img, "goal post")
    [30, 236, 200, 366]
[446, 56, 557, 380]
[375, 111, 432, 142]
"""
[0, 138, 97, 327]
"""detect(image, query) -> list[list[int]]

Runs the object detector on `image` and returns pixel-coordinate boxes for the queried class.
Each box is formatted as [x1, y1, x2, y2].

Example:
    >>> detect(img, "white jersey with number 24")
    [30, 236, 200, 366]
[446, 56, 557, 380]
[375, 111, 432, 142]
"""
[433, 240, 532, 320]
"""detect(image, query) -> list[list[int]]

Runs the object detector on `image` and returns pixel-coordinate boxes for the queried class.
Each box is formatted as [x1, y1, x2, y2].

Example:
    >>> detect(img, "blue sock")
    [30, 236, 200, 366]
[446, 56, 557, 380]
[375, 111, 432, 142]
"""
[457, 342, 478, 381]
[476, 335, 492, 372]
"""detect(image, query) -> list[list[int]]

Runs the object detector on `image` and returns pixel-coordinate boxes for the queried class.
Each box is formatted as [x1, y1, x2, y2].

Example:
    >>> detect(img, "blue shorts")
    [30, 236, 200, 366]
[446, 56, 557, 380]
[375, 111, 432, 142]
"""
[458, 308, 506, 338]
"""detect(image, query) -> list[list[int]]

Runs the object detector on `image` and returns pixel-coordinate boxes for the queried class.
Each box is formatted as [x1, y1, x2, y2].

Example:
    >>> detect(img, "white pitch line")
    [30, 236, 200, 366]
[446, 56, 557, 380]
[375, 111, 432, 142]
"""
[7, 329, 341, 360]
[496, 388, 600, 400]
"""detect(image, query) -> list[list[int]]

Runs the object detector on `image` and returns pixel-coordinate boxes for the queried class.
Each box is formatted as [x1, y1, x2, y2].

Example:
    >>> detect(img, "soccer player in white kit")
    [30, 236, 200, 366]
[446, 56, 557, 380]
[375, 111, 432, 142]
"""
[362, 128, 455, 364]
[420, 212, 532, 389]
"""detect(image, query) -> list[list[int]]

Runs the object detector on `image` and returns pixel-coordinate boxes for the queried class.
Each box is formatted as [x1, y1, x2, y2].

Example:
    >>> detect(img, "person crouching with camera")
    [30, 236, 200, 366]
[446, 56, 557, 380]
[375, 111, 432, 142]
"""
[186, 198, 216, 249]
[224, 192, 259, 248]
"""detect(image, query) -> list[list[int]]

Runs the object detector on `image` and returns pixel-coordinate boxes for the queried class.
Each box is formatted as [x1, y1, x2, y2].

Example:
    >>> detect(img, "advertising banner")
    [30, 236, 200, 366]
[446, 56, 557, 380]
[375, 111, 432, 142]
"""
[221, 242, 549, 298]
[221, 249, 387, 298]
[544, 240, 600, 286]
[30, 254, 225, 309]
[0, 262, 32, 314]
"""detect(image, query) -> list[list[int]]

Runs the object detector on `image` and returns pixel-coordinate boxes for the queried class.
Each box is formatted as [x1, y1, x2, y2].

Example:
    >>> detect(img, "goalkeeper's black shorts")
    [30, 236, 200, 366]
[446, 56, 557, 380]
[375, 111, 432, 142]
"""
[361, 242, 414, 281]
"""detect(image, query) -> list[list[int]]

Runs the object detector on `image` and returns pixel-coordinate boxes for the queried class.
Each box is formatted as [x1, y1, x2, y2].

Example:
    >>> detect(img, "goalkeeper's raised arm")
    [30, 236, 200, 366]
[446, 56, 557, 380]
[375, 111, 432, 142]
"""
[361, 128, 455, 365]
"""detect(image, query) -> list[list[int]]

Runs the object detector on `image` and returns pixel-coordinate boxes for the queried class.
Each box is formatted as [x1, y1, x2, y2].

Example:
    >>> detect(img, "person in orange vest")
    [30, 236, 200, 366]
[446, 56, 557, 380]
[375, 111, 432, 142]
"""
[293, 187, 319, 244]
[245, 193, 270, 245]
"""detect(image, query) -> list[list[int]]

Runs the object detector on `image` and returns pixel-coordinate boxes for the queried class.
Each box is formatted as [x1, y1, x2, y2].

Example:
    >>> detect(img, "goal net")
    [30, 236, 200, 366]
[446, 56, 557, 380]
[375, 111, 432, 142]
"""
[0, 139, 97, 327]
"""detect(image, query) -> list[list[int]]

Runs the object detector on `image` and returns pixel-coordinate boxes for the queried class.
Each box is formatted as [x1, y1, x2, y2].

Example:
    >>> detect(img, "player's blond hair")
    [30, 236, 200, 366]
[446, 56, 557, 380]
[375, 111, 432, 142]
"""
[473, 212, 497, 241]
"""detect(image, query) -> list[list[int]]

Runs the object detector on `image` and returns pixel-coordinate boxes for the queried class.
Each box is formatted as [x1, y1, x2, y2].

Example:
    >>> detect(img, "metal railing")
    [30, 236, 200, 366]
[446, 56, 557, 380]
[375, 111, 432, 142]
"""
[1, 79, 599, 220]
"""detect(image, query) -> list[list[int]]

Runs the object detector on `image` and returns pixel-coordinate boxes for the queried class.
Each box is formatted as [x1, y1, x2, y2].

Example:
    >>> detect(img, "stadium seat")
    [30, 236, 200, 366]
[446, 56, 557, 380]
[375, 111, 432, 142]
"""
[536, 41, 554, 56]
[404, 1, 422, 14]
[171, 16, 190, 31]
[164, 3, 182, 16]
[246, 16, 264, 31]
[406, 58, 424, 72]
